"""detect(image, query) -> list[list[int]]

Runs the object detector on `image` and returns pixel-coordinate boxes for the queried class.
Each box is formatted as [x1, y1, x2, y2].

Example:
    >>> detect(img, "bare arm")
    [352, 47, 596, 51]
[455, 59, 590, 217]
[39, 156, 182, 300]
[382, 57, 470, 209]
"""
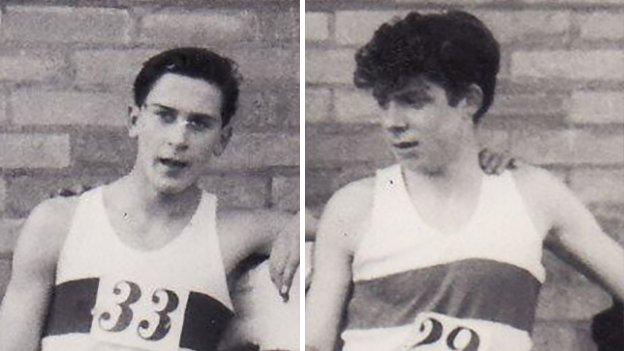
[0, 198, 74, 351]
[306, 179, 373, 351]
[516, 166, 624, 300]
[219, 209, 299, 297]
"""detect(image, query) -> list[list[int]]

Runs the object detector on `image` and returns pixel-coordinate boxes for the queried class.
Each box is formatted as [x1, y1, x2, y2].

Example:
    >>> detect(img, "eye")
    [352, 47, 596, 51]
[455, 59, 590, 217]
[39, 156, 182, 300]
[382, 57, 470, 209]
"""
[187, 116, 215, 132]
[398, 94, 431, 109]
[155, 110, 176, 124]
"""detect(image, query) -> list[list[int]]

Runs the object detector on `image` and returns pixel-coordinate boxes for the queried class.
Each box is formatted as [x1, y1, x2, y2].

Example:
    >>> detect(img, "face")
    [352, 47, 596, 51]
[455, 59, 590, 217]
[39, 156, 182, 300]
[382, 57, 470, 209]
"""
[129, 73, 230, 194]
[379, 77, 473, 173]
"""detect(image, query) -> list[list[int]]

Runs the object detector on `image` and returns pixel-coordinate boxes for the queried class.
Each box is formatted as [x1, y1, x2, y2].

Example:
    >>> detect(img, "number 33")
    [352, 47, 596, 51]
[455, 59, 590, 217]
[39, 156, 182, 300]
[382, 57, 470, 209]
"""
[97, 280, 180, 341]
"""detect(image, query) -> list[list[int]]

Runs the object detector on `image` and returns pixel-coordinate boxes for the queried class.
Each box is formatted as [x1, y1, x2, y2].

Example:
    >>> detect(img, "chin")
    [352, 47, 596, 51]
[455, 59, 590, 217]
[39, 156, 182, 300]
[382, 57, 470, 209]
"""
[152, 177, 196, 195]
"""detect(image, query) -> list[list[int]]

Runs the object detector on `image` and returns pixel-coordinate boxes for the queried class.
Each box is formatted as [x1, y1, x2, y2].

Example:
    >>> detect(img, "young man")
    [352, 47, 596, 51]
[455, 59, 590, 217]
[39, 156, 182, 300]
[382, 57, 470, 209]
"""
[0, 48, 299, 351]
[305, 11, 624, 351]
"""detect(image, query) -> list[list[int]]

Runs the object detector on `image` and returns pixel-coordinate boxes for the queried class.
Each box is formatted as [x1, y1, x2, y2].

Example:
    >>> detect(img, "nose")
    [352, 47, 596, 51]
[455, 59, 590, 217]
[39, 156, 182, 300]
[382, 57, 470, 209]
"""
[384, 101, 408, 135]
[166, 120, 189, 151]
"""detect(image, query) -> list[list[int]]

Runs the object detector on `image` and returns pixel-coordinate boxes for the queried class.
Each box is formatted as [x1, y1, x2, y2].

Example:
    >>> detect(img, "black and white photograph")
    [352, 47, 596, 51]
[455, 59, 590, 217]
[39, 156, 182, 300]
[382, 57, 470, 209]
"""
[0, 1, 300, 351]
[305, 1, 624, 351]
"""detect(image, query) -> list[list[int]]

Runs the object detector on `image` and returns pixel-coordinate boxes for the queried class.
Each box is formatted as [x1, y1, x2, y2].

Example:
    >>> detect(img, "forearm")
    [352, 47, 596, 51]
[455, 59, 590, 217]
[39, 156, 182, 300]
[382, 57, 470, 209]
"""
[0, 285, 49, 351]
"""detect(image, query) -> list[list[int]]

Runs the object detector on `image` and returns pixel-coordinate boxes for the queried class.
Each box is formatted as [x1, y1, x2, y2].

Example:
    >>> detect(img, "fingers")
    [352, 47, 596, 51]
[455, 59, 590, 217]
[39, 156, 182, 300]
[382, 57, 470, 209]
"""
[49, 184, 94, 198]
[279, 254, 300, 302]
[269, 250, 287, 294]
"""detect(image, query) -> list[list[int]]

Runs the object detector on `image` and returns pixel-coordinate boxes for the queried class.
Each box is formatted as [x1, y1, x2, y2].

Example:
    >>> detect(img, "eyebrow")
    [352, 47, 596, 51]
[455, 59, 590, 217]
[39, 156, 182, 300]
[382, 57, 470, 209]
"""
[148, 103, 218, 121]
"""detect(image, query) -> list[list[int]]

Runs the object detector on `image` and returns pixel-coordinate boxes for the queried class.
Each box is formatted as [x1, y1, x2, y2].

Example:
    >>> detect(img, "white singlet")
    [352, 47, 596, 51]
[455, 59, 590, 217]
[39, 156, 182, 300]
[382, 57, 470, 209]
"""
[341, 164, 546, 351]
[41, 187, 234, 351]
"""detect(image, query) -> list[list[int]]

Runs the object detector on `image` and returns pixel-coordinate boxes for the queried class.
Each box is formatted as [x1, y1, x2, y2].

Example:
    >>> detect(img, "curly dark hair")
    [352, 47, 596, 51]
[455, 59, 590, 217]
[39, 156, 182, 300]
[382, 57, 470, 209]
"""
[354, 11, 500, 123]
[134, 47, 242, 126]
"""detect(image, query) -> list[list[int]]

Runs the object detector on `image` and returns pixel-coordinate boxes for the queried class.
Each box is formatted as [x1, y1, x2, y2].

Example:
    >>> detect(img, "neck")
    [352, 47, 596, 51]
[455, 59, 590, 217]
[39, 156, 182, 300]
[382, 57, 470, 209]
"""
[403, 137, 482, 194]
[113, 169, 201, 219]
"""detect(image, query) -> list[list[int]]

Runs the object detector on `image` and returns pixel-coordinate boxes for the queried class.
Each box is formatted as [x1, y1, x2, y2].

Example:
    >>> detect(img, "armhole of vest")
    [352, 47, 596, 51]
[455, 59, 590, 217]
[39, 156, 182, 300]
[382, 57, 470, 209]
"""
[202, 192, 234, 310]
[352, 168, 385, 263]
[504, 172, 544, 242]
[55, 190, 91, 282]
[504, 171, 547, 282]
[199, 191, 220, 251]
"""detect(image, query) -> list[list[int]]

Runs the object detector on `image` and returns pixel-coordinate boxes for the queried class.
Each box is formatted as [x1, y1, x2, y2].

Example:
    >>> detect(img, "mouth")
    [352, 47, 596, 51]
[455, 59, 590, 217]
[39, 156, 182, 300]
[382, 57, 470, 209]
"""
[158, 157, 190, 170]
[393, 141, 420, 150]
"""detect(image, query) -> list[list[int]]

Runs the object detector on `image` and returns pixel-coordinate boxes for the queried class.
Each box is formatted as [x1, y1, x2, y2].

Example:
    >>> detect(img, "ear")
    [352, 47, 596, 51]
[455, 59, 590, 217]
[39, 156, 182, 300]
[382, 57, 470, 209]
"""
[213, 125, 233, 157]
[458, 84, 483, 120]
[128, 105, 140, 138]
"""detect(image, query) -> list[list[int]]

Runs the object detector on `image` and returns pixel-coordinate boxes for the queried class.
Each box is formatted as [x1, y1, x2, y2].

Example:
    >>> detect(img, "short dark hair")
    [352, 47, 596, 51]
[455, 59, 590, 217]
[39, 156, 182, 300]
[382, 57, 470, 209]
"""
[354, 11, 500, 123]
[134, 47, 241, 126]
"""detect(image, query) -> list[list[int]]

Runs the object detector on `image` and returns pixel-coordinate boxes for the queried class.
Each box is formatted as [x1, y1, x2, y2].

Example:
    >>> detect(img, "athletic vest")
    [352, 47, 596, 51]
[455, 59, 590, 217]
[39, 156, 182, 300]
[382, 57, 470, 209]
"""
[41, 187, 234, 351]
[341, 164, 546, 351]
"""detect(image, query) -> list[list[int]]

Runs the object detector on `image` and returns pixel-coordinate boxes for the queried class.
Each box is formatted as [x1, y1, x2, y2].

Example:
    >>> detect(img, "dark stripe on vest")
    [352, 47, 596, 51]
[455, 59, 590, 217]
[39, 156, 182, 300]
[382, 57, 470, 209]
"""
[43, 277, 99, 336]
[42, 278, 233, 351]
[346, 259, 541, 332]
[179, 292, 234, 351]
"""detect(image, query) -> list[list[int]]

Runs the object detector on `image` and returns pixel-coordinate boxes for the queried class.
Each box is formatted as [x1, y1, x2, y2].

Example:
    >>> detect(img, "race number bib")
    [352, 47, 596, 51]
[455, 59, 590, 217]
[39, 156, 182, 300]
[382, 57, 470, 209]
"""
[90, 276, 189, 351]
[407, 312, 492, 351]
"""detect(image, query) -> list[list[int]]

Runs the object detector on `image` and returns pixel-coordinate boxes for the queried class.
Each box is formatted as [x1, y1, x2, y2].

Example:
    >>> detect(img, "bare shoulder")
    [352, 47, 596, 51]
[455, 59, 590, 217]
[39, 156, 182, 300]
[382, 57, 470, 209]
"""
[326, 176, 375, 219]
[217, 208, 291, 235]
[318, 176, 376, 252]
[510, 164, 578, 234]
[14, 196, 79, 268]
[511, 164, 569, 205]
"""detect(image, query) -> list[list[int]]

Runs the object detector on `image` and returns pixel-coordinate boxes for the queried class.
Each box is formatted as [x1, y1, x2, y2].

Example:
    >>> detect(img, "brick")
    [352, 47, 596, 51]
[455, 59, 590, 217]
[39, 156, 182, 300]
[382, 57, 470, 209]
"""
[335, 11, 403, 45]
[258, 7, 298, 42]
[200, 175, 269, 209]
[306, 127, 393, 167]
[532, 322, 596, 351]
[8, 171, 120, 217]
[237, 88, 299, 130]
[511, 51, 624, 80]
[525, 0, 623, 4]
[475, 128, 510, 151]
[0, 134, 70, 169]
[306, 49, 355, 85]
[306, 12, 330, 42]
[569, 169, 624, 204]
[397, 0, 493, 3]
[73, 49, 158, 89]
[73, 131, 136, 169]
[567, 91, 624, 124]
[229, 48, 299, 86]
[140, 11, 257, 45]
[335, 10, 570, 46]
[0, 259, 11, 301]
[0, 179, 5, 214]
[0, 54, 62, 82]
[536, 281, 612, 321]
[488, 94, 565, 117]
[0, 219, 23, 255]
[305, 88, 331, 123]
[591, 204, 624, 245]
[272, 176, 299, 211]
[11, 91, 127, 126]
[335, 89, 380, 124]
[7, 174, 121, 216]
[511, 129, 624, 165]
[475, 11, 570, 44]
[579, 12, 624, 40]
[209, 132, 299, 170]
[0, 99, 6, 125]
[1, 6, 130, 44]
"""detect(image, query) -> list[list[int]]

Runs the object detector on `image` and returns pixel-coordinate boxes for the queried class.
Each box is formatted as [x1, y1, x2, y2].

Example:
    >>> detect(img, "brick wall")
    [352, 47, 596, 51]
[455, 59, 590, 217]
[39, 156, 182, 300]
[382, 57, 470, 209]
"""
[0, 0, 299, 298]
[306, 1, 623, 350]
